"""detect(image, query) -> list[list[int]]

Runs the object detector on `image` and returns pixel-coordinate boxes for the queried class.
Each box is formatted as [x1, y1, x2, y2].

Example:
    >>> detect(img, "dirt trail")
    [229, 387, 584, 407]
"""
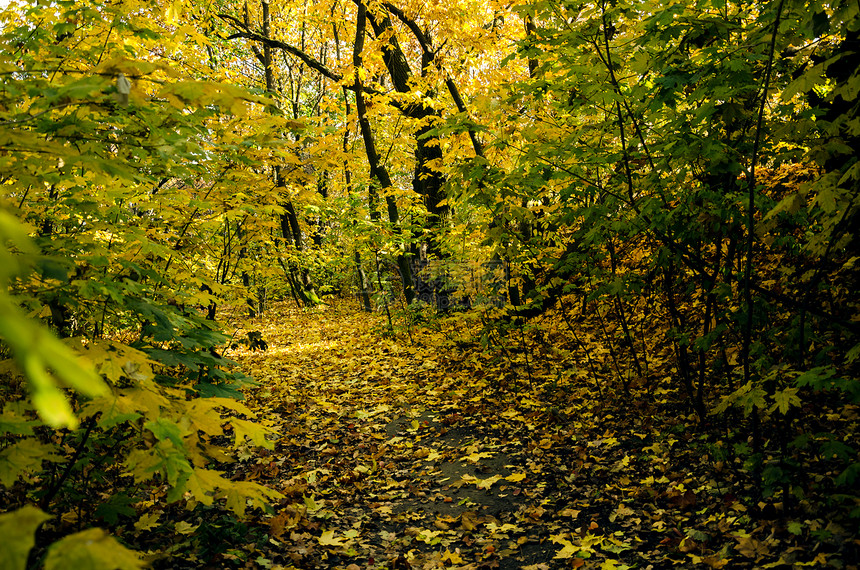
[229, 302, 566, 569]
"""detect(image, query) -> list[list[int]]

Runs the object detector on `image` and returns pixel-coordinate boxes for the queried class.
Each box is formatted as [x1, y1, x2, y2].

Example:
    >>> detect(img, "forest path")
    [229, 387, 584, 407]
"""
[226, 301, 719, 570]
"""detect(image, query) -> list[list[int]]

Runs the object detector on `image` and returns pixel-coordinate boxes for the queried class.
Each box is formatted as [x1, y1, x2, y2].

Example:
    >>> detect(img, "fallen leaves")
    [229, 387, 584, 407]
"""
[220, 301, 859, 569]
[318, 529, 346, 547]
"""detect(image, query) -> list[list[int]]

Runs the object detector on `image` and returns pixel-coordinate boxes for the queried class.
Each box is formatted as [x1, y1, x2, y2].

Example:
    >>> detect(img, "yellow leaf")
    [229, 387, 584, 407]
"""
[463, 450, 494, 462]
[30, 385, 76, 429]
[231, 418, 274, 449]
[441, 549, 464, 564]
[460, 511, 479, 531]
[416, 528, 443, 543]
[185, 399, 225, 436]
[318, 529, 345, 547]
[0, 506, 52, 570]
[476, 474, 503, 489]
[223, 481, 283, 517]
[229, 98, 248, 117]
[165, 2, 180, 25]
[133, 511, 161, 532]
[553, 541, 578, 559]
[174, 521, 199, 535]
[43, 528, 143, 569]
[486, 522, 520, 536]
[209, 397, 255, 418]
[0, 440, 61, 487]
[304, 494, 323, 513]
[182, 468, 230, 506]
[505, 473, 526, 482]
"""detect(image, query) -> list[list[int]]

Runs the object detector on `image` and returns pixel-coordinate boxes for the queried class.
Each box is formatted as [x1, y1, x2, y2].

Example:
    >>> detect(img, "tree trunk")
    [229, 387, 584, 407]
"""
[353, 2, 414, 303]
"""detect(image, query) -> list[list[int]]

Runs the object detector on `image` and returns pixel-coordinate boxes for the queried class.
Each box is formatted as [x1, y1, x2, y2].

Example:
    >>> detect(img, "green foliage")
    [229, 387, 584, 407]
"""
[0, 0, 286, 564]
[439, 0, 860, 524]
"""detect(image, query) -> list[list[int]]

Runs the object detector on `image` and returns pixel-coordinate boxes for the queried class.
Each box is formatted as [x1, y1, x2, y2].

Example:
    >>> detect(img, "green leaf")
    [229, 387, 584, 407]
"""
[44, 528, 143, 570]
[0, 506, 52, 570]
[771, 387, 802, 415]
[835, 462, 860, 487]
[815, 185, 837, 212]
[0, 294, 108, 429]
[794, 366, 837, 390]
[161, 447, 194, 488]
[35, 257, 71, 282]
[94, 494, 137, 525]
[821, 440, 855, 462]
[0, 402, 39, 436]
[712, 381, 768, 417]
[812, 11, 830, 36]
[145, 417, 186, 449]
[0, 439, 62, 487]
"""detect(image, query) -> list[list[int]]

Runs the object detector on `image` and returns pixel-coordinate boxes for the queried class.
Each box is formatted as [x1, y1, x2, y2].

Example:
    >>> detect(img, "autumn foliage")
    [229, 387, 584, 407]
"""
[1, 0, 858, 568]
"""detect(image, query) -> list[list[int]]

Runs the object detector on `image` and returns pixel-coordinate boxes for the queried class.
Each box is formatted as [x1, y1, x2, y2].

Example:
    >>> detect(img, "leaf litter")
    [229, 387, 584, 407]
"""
[222, 300, 858, 570]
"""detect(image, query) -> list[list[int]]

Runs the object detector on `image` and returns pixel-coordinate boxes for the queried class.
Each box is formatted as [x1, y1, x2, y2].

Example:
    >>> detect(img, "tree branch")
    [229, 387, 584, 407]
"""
[219, 12, 402, 110]
[219, 13, 343, 83]
[381, 2, 485, 157]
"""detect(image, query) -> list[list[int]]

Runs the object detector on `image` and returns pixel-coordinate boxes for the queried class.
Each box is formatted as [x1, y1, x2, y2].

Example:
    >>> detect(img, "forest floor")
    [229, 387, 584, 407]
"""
[213, 300, 857, 570]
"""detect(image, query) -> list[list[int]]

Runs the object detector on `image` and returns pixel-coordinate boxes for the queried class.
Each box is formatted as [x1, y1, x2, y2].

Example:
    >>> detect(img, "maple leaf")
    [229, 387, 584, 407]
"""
[303, 494, 323, 513]
[231, 418, 275, 450]
[441, 549, 465, 564]
[609, 504, 636, 522]
[133, 512, 161, 532]
[462, 450, 495, 462]
[475, 474, 503, 489]
[318, 529, 346, 547]
[43, 528, 143, 569]
[551, 534, 579, 559]
[0, 506, 52, 570]
[0, 440, 62, 486]
[735, 535, 770, 559]
[180, 467, 229, 506]
[770, 387, 802, 415]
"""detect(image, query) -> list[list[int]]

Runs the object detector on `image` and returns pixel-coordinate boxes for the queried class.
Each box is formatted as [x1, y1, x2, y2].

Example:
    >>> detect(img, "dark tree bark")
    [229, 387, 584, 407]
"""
[353, 2, 414, 303]
[361, 2, 447, 233]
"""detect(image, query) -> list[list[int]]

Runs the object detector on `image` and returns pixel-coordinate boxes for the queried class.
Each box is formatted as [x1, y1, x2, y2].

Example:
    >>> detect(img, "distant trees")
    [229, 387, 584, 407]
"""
[219, 0, 523, 308]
